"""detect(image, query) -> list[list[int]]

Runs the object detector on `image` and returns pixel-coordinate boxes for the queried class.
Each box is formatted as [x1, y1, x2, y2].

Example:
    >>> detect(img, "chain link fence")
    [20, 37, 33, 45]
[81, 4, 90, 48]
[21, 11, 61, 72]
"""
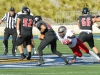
[55, 11, 100, 25]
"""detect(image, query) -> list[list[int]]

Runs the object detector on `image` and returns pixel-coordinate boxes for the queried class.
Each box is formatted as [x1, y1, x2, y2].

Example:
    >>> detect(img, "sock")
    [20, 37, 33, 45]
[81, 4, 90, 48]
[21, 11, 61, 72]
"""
[33, 48, 37, 54]
[21, 53, 25, 56]
[24, 48, 27, 55]
[60, 55, 68, 64]
[28, 52, 31, 56]
[72, 55, 77, 60]
[89, 50, 100, 60]
[39, 56, 44, 64]
[97, 53, 100, 58]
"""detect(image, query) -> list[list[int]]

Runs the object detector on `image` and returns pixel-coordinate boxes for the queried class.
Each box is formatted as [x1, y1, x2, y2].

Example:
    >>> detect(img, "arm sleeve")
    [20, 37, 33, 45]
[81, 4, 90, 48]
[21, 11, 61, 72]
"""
[68, 30, 75, 37]
[15, 14, 18, 24]
[1, 13, 7, 21]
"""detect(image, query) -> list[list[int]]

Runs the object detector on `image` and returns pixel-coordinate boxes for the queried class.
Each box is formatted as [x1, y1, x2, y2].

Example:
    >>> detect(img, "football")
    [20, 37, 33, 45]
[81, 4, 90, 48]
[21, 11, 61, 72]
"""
[38, 34, 45, 40]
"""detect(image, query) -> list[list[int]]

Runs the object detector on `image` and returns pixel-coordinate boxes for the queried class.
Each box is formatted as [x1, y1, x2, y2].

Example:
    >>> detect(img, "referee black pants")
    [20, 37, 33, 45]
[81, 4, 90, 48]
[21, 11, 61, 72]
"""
[3, 28, 17, 53]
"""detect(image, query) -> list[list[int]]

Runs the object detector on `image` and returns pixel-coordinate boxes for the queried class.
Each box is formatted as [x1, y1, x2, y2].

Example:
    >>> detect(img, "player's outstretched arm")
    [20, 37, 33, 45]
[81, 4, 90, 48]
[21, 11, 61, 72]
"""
[16, 18, 21, 37]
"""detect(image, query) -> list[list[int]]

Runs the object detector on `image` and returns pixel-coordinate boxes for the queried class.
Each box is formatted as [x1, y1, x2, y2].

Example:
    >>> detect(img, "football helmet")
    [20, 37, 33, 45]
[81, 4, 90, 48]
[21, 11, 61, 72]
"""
[58, 26, 67, 38]
[22, 6, 30, 14]
[82, 7, 90, 14]
[34, 16, 42, 24]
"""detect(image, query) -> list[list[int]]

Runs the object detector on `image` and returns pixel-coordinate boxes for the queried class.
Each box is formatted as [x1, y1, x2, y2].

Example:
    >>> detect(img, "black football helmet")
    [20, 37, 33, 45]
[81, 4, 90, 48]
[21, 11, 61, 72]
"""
[34, 16, 42, 24]
[82, 7, 90, 14]
[22, 6, 30, 14]
[58, 26, 67, 38]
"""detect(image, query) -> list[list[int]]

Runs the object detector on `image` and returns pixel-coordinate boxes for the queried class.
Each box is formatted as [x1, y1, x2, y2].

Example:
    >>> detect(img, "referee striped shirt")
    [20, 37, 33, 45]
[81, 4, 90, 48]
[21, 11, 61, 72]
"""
[1, 12, 17, 29]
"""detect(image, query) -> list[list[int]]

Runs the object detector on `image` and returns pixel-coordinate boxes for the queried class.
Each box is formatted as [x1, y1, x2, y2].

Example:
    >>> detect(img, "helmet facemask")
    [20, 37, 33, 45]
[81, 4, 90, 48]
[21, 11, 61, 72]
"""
[33, 16, 42, 26]
[58, 26, 67, 38]
[58, 30, 66, 38]
[82, 7, 90, 14]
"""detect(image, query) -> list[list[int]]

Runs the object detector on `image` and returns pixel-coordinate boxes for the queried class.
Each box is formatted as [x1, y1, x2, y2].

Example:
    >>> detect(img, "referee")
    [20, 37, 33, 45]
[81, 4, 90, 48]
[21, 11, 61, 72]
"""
[0, 7, 17, 56]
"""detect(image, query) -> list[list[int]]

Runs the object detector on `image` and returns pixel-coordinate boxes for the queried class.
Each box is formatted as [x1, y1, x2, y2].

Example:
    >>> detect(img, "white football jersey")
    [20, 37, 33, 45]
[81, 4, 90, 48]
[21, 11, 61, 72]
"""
[56, 30, 77, 47]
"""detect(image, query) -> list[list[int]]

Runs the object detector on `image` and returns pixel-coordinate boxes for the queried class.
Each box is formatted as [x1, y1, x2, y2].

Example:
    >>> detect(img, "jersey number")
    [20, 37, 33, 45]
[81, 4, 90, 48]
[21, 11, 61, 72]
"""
[81, 17, 91, 26]
[62, 39, 71, 45]
[23, 18, 33, 27]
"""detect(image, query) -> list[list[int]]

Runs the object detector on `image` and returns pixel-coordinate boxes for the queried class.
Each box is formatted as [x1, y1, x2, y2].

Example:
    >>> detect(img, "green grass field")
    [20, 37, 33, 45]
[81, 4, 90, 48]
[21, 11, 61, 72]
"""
[0, 37, 100, 75]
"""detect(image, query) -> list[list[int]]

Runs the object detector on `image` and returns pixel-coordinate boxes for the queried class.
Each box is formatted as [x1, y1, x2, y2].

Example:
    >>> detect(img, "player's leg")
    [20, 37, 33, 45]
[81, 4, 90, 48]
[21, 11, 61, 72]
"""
[78, 32, 86, 42]
[23, 41, 28, 55]
[70, 44, 83, 63]
[87, 33, 100, 57]
[26, 36, 32, 60]
[50, 36, 68, 65]
[3, 28, 10, 55]
[78, 38, 100, 61]
[31, 39, 38, 55]
[16, 37, 26, 60]
[36, 39, 50, 66]
[11, 29, 17, 56]
[77, 38, 89, 54]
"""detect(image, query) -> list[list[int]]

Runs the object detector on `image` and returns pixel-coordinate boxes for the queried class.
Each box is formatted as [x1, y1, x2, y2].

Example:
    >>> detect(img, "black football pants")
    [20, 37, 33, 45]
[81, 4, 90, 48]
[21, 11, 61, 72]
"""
[3, 28, 17, 53]
[78, 32, 94, 48]
[38, 34, 62, 57]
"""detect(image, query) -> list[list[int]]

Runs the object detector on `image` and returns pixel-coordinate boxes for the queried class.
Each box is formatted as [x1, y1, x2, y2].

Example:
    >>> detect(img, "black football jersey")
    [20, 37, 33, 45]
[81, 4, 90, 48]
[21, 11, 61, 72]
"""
[17, 14, 34, 34]
[36, 20, 55, 35]
[78, 14, 93, 30]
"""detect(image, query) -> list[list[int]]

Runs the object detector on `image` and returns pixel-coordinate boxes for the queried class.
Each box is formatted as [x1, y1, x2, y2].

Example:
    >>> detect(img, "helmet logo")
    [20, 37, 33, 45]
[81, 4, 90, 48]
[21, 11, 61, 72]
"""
[35, 17, 38, 21]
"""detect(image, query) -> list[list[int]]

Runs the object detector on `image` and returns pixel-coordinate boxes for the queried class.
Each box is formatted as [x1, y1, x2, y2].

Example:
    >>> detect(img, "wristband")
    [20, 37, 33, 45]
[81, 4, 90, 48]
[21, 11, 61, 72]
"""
[17, 30, 20, 35]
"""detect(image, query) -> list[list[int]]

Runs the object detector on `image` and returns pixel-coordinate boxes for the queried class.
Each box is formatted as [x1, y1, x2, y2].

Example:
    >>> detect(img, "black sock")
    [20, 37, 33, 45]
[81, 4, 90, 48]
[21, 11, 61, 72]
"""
[21, 53, 24, 56]
[28, 52, 31, 56]
[97, 53, 100, 57]
[72, 55, 77, 60]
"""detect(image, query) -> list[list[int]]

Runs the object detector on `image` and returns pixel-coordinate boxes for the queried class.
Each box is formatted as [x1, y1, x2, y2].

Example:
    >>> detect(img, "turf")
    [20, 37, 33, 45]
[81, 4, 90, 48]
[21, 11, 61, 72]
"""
[0, 37, 100, 75]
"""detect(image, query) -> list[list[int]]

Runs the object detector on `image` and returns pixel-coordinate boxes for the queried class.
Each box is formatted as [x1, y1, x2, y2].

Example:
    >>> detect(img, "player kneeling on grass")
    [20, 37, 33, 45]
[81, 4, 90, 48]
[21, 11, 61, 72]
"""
[56, 26, 100, 63]
[16, 7, 33, 60]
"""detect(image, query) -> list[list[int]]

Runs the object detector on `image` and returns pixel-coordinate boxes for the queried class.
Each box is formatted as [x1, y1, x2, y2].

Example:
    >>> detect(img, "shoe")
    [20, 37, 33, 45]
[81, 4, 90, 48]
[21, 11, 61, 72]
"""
[36, 58, 45, 66]
[70, 58, 76, 63]
[33, 51, 38, 55]
[27, 55, 31, 60]
[70, 55, 76, 63]
[65, 59, 69, 65]
[20, 54, 26, 60]
[36, 62, 45, 66]
[4, 49, 8, 55]
[61, 56, 69, 65]
[12, 52, 16, 56]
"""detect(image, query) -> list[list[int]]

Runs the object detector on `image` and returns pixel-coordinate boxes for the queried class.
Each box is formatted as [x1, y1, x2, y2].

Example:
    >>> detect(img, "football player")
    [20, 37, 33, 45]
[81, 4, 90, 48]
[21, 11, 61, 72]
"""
[16, 7, 34, 60]
[16, 6, 38, 55]
[34, 16, 69, 66]
[56, 26, 100, 62]
[78, 7, 100, 58]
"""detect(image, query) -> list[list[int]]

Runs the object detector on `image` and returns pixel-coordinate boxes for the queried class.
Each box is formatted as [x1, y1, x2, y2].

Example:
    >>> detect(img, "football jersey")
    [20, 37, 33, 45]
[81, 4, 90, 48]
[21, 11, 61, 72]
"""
[56, 30, 77, 47]
[78, 14, 93, 30]
[36, 20, 55, 35]
[17, 14, 34, 34]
